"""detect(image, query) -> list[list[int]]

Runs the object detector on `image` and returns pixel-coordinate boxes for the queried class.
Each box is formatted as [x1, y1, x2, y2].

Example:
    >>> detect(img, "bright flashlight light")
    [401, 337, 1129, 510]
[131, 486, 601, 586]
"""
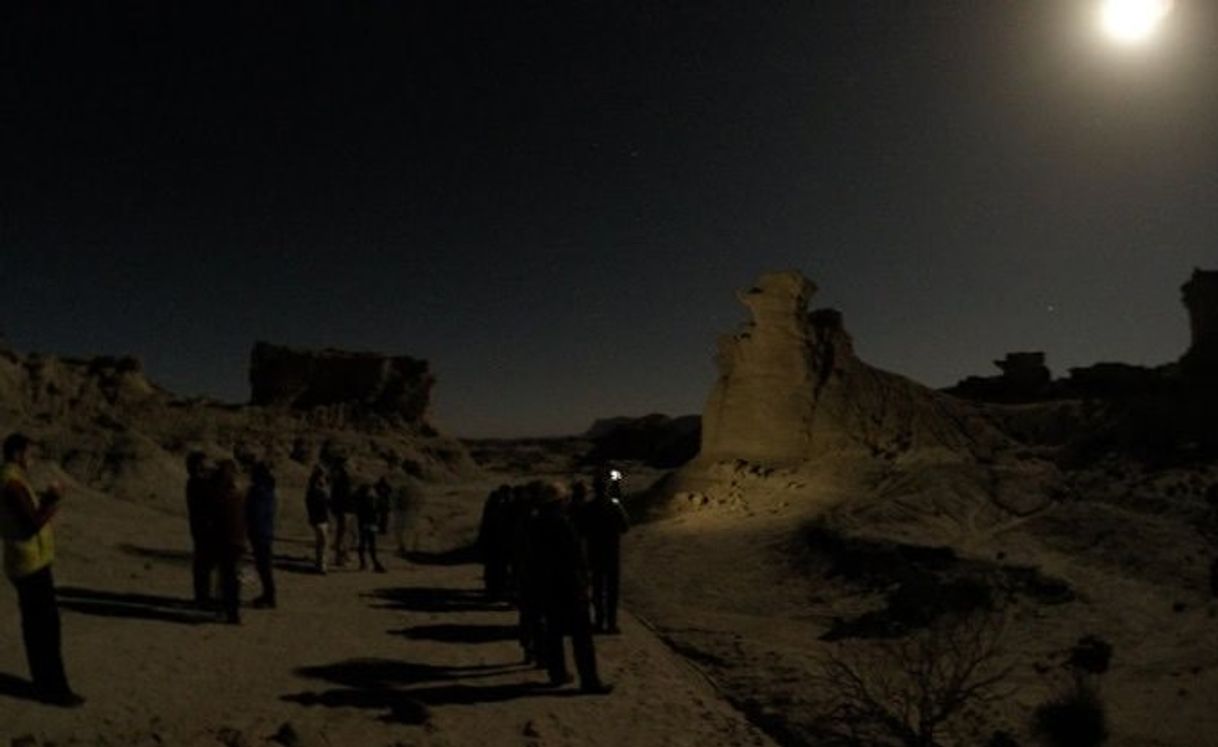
[1100, 0, 1174, 44]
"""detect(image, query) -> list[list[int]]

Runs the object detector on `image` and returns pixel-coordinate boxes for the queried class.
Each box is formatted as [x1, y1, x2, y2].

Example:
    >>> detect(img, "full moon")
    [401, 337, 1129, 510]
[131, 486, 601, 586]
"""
[1100, 0, 1174, 44]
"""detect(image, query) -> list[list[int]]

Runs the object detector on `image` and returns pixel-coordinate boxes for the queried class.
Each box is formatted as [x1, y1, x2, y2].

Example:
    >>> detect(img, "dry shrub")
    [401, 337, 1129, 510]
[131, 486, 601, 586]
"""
[813, 608, 1015, 747]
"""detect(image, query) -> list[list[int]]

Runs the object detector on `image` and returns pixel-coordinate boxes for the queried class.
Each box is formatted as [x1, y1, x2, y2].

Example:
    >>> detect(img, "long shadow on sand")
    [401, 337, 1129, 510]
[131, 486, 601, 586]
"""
[401, 544, 478, 567]
[119, 543, 317, 575]
[57, 586, 215, 625]
[389, 622, 520, 644]
[282, 657, 576, 723]
[0, 672, 39, 704]
[366, 586, 509, 614]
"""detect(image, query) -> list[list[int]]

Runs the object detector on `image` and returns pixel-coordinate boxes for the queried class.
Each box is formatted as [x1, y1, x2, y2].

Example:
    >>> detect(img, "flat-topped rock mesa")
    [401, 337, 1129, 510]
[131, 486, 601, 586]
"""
[699, 271, 1006, 467]
[249, 342, 434, 425]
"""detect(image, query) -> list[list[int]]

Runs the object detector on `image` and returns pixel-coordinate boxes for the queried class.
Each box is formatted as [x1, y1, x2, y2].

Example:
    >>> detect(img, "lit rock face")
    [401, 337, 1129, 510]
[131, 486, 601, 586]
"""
[702, 272, 818, 464]
[1181, 268, 1218, 379]
[249, 342, 434, 424]
[700, 271, 1003, 466]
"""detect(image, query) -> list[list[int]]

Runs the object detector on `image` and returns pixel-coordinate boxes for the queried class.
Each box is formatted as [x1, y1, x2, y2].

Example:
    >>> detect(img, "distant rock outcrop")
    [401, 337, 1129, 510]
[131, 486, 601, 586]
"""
[0, 344, 472, 508]
[699, 271, 1005, 467]
[249, 342, 434, 425]
[946, 352, 1053, 403]
[583, 413, 701, 469]
[1181, 268, 1218, 379]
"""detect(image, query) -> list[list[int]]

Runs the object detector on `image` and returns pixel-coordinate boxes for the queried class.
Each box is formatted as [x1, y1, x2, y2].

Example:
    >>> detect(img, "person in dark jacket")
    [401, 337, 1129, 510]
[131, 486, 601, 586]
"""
[305, 465, 330, 575]
[478, 484, 512, 598]
[212, 460, 246, 624]
[185, 451, 217, 608]
[583, 470, 630, 634]
[245, 461, 277, 608]
[528, 481, 612, 694]
[329, 459, 353, 567]
[510, 484, 545, 666]
[354, 483, 386, 573]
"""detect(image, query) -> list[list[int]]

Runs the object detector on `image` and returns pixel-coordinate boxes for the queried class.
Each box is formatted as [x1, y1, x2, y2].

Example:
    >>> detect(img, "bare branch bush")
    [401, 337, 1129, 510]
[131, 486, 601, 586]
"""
[812, 608, 1016, 747]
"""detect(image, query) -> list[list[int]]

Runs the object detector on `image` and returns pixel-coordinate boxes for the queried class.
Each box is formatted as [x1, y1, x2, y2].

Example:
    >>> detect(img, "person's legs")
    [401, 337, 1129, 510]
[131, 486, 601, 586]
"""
[590, 566, 607, 631]
[366, 525, 385, 572]
[333, 513, 347, 565]
[218, 557, 241, 623]
[606, 559, 621, 633]
[313, 523, 329, 573]
[252, 540, 276, 606]
[192, 546, 213, 606]
[567, 603, 611, 694]
[357, 525, 368, 569]
[542, 610, 570, 685]
[14, 567, 73, 699]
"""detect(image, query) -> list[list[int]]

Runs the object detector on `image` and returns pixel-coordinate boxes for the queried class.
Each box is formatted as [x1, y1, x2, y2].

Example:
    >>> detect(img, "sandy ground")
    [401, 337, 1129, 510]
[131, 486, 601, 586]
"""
[622, 472, 1218, 747]
[0, 476, 774, 747]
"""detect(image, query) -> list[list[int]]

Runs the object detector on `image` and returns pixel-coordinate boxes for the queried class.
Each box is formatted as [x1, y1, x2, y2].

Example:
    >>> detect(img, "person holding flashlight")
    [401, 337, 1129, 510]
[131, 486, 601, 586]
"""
[584, 467, 630, 634]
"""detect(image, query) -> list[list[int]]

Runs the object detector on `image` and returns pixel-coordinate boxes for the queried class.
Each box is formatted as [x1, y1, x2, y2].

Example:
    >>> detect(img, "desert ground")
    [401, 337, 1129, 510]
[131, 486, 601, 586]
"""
[0, 455, 772, 747]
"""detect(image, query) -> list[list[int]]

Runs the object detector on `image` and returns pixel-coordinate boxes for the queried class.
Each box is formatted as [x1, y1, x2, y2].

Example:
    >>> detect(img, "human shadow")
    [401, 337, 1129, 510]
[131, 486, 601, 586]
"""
[57, 586, 215, 625]
[285, 658, 543, 721]
[390, 623, 519, 644]
[119, 543, 317, 575]
[283, 657, 575, 722]
[283, 687, 432, 725]
[0, 672, 39, 704]
[401, 544, 478, 567]
[367, 586, 508, 614]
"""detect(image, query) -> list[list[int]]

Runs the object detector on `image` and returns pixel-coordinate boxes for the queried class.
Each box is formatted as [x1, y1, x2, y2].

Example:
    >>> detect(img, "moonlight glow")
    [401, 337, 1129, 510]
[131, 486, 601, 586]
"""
[1100, 0, 1174, 44]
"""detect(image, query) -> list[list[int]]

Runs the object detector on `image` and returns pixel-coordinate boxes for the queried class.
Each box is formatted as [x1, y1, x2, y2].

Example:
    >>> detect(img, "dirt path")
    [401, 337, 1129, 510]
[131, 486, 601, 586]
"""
[0, 492, 776, 747]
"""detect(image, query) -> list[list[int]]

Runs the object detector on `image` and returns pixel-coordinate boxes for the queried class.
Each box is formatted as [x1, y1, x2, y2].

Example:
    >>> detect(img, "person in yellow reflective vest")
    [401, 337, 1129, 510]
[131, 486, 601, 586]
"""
[0, 432, 84, 707]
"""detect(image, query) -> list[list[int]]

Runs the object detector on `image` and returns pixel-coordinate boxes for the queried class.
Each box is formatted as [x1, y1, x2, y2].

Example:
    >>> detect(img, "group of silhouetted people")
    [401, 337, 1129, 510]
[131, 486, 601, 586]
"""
[477, 469, 630, 694]
[185, 453, 279, 623]
[304, 460, 419, 575]
[187, 453, 423, 618]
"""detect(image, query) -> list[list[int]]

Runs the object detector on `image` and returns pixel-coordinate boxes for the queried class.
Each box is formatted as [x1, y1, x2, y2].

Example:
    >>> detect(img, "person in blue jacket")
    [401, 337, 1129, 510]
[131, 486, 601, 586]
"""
[245, 461, 277, 608]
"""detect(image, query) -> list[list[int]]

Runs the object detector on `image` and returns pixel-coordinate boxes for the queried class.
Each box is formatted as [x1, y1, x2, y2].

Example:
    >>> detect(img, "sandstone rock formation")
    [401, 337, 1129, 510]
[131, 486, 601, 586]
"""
[249, 342, 434, 424]
[1181, 268, 1218, 379]
[699, 271, 1006, 467]
[0, 344, 473, 508]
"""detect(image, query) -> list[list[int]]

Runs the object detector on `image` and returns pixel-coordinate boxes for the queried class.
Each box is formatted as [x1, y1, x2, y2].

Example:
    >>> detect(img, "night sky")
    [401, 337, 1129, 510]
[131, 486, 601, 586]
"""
[4, 2, 1215, 436]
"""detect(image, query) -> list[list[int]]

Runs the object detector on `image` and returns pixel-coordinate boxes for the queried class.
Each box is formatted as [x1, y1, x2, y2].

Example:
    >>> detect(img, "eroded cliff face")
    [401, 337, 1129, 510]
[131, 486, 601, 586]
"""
[702, 272, 818, 464]
[0, 344, 472, 507]
[249, 342, 434, 424]
[699, 271, 1005, 468]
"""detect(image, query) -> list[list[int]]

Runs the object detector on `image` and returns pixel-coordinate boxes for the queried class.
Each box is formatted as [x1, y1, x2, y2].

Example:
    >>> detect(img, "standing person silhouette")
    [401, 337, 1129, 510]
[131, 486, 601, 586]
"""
[329, 459, 353, 567]
[185, 451, 217, 608]
[584, 469, 630, 634]
[212, 460, 246, 624]
[0, 433, 84, 707]
[529, 481, 612, 694]
[304, 465, 330, 574]
[245, 461, 278, 608]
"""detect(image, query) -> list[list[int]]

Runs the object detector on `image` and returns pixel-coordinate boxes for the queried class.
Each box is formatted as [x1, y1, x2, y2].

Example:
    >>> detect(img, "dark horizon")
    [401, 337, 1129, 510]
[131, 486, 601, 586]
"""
[5, 2, 1214, 437]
